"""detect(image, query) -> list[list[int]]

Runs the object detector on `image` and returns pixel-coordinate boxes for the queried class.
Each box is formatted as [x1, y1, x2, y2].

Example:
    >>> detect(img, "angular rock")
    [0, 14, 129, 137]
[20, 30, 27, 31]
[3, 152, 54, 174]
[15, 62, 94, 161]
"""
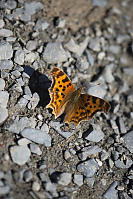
[0, 78, 5, 90]
[77, 158, 98, 177]
[0, 107, 8, 125]
[6, 117, 31, 134]
[115, 157, 132, 169]
[0, 60, 13, 70]
[14, 49, 24, 65]
[85, 125, 104, 142]
[10, 145, 31, 165]
[0, 41, 13, 60]
[43, 42, 70, 63]
[92, 0, 107, 7]
[0, 29, 13, 37]
[26, 40, 37, 51]
[58, 173, 72, 186]
[73, 174, 83, 186]
[0, 91, 9, 107]
[122, 131, 133, 153]
[78, 145, 102, 160]
[65, 37, 89, 57]
[0, 185, 10, 196]
[49, 121, 75, 139]
[89, 38, 101, 52]
[103, 181, 118, 199]
[20, 128, 51, 147]
[29, 143, 42, 155]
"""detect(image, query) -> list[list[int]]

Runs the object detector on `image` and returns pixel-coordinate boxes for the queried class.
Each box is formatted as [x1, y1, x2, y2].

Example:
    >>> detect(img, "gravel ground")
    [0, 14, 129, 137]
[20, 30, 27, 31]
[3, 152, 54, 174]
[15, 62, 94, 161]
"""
[0, 0, 133, 199]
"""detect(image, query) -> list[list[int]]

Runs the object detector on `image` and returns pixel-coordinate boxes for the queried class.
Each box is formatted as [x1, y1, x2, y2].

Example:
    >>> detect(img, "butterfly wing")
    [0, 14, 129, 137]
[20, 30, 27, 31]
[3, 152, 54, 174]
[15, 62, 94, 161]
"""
[46, 67, 75, 118]
[64, 94, 111, 126]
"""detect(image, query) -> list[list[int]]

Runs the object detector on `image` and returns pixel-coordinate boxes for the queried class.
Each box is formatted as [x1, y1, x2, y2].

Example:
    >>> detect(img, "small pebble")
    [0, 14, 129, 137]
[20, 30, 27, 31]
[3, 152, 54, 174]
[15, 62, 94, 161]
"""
[77, 158, 98, 177]
[29, 143, 42, 155]
[23, 170, 33, 182]
[0, 41, 13, 60]
[73, 174, 83, 186]
[10, 145, 31, 165]
[58, 173, 72, 186]
[14, 49, 24, 65]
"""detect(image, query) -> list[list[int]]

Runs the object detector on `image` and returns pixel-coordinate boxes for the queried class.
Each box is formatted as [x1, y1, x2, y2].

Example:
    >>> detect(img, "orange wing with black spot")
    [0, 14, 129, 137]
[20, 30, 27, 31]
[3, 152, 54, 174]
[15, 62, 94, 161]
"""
[64, 94, 111, 126]
[46, 67, 75, 118]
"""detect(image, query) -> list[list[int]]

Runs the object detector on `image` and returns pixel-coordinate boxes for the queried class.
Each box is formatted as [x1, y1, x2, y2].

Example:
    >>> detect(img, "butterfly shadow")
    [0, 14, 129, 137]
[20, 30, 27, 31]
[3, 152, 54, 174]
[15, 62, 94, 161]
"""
[24, 66, 51, 108]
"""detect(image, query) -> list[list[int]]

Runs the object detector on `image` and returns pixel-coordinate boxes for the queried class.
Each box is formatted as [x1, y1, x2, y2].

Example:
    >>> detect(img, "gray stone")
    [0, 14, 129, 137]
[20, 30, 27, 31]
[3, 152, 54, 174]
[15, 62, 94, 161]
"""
[11, 70, 21, 78]
[7, 117, 31, 134]
[20, 128, 51, 147]
[78, 145, 102, 160]
[13, 2, 43, 22]
[24, 1, 44, 16]
[0, 185, 10, 196]
[49, 121, 75, 139]
[43, 42, 70, 63]
[45, 182, 58, 197]
[65, 37, 89, 57]
[14, 50, 24, 65]
[100, 151, 109, 161]
[0, 41, 13, 60]
[58, 173, 72, 186]
[123, 131, 133, 153]
[0, 91, 9, 107]
[0, 19, 5, 28]
[23, 170, 33, 182]
[123, 68, 133, 76]
[103, 181, 118, 199]
[103, 63, 114, 83]
[85, 177, 95, 187]
[89, 38, 101, 52]
[29, 143, 42, 155]
[34, 19, 49, 31]
[26, 40, 37, 51]
[85, 125, 104, 142]
[115, 157, 132, 169]
[86, 50, 94, 66]
[41, 123, 49, 134]
[77, 60, 89, 72]
[0, 171, 4, 179]
[118, 117, 126, 134]
[116, 34, 130, 44]
[77, 158, 99, 177]
[128, 94, 133, 103]
[0, 60, 13, 70]
[0, 107, 8, 125]
[18, 138, 32, 146]
[10, 145, 31, 165]
[87, 85, 106, 99]
[16, 97, 28, 108]
[27, 92, 40, 110]
[92, 0, 107, 7]
[5, 0, 17, 9]
[64, 150, 71, 161]
[24, 52, 38, 63]
[109, 45, 121, 54]
[73, 174, 83, 186]
[0, 29, 13, 37]
[0, 78, 5, 90]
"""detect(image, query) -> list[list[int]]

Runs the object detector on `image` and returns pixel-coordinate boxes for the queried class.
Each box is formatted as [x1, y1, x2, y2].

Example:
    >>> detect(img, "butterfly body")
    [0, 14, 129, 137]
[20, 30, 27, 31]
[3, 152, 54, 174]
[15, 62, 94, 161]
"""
[46, 67, 110, 126]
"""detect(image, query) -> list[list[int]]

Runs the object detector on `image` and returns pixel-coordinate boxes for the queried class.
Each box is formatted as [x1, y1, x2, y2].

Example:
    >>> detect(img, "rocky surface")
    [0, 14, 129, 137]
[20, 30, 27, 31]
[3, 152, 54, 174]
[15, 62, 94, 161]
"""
[0, 0, 133, 199]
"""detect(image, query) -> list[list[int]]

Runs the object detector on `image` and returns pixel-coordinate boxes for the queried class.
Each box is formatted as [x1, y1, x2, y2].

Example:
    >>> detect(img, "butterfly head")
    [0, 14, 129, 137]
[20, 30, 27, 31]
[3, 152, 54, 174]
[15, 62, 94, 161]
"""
[77, 87, 82, 96]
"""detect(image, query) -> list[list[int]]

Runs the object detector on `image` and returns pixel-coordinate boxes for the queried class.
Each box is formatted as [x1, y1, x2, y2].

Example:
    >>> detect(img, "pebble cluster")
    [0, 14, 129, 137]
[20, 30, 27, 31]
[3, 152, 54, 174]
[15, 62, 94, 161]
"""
[0, 0, 133, 199]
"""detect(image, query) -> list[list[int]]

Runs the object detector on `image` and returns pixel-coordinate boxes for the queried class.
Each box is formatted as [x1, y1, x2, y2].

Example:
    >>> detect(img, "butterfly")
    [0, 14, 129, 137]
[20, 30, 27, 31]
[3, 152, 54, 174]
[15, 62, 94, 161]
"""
[46, 67, 111, 126]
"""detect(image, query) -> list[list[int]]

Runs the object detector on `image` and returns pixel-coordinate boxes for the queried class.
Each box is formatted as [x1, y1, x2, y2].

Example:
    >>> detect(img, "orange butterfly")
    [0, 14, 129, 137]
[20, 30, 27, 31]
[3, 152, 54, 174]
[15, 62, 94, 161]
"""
[46, 67, 110, 126]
